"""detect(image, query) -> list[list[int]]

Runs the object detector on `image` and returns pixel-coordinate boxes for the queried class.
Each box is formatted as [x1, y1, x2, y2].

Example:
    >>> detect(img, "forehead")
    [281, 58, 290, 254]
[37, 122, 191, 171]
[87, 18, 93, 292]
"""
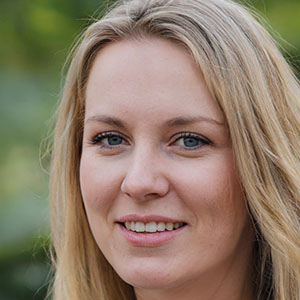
[85, 38, 224, 124]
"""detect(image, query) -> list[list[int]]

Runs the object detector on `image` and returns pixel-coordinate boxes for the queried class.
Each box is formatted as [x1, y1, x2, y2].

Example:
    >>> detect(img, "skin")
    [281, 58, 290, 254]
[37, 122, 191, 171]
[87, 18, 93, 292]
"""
[80, 38, 254, 300]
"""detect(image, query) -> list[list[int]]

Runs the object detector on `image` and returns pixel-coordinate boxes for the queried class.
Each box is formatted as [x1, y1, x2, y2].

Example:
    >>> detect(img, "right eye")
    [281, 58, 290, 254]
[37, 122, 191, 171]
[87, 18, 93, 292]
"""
[91, 132, 128, 148]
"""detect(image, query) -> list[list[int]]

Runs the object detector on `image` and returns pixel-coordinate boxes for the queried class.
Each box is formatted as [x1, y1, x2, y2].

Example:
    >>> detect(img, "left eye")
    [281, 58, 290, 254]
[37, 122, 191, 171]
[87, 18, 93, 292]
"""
[182, 137, 200, 147]
[105, 136, 123, 145]
[174, 134, 211, 149]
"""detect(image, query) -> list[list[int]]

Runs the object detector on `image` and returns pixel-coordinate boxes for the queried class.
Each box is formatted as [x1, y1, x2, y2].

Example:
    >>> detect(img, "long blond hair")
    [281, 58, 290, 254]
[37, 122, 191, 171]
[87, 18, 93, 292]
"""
[49, 0, 300, 299]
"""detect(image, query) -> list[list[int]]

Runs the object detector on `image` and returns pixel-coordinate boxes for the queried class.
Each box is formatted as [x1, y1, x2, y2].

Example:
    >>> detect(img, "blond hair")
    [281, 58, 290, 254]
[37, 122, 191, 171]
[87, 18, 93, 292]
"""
[49, 0, 300, 299]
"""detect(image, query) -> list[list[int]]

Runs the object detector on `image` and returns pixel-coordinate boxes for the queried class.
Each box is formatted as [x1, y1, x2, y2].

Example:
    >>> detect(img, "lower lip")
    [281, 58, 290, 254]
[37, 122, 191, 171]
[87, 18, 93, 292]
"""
[118, 223, 186, 246]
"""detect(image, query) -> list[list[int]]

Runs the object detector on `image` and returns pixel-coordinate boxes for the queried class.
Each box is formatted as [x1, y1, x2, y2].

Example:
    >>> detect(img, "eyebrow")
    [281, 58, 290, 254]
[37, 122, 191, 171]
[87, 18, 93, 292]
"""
[85, 115, 224, 128]
[166, 116, 224, 127]
[85, 115, 126, 128]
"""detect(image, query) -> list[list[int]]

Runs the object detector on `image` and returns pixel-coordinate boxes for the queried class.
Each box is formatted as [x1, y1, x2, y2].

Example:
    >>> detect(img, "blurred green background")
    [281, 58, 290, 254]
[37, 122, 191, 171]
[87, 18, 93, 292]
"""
[0, 0, 299, 299]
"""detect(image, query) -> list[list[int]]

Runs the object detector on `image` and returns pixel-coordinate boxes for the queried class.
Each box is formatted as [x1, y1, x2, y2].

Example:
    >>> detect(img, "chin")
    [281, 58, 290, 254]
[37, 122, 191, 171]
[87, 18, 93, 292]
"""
[115, 260, 178, 289]
[122, 274, 176, 290]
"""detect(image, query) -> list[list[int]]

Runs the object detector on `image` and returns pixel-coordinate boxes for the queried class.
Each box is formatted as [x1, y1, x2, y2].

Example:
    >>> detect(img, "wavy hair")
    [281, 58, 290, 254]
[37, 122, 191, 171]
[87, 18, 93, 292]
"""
[49, 0, 300, 299]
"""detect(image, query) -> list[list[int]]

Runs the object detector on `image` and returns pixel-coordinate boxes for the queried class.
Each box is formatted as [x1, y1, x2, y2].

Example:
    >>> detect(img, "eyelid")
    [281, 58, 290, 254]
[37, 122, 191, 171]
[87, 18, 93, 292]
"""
[171, 132, 212, 149]
[89, 131, 211, 151]
[172, 132, 210, 141]
[90, 131, 129, 146]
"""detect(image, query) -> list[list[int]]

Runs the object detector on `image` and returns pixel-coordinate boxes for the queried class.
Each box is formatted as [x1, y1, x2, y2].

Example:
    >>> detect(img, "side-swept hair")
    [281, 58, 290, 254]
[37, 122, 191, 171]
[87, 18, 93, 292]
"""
[49, 0, 300, 299]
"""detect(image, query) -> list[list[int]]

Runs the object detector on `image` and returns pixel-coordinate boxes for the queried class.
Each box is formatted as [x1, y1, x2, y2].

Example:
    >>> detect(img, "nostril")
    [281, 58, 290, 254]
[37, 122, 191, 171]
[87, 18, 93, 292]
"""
[121, 178, 169, 200]
[144, 192, 160, 199]
[120, 169, 170, 200]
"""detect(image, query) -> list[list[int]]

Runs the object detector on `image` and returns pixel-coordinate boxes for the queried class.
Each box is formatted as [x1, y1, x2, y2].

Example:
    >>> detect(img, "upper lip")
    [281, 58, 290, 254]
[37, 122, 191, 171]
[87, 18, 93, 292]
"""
[117, 214, 186, 224]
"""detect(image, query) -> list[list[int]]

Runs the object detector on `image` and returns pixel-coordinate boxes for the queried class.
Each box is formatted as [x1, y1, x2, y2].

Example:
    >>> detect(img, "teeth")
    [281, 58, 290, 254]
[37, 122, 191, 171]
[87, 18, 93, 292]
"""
[145, 222, 157, 232]
[135, 221, 145, 232]
[130, 221, 136, 231]
[157, 222, 166, 232]
[166, 222, 174, 231]
[123, 221, 184, 233]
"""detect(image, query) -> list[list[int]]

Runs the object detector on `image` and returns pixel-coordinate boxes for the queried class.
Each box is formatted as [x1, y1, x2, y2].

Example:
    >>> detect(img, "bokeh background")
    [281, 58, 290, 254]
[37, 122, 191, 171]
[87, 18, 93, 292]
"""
[0, 0, 299, 299]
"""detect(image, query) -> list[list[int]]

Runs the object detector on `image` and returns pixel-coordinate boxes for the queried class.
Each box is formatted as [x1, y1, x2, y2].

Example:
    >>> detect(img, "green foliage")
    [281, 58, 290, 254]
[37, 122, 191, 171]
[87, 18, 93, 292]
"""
[0, 0, 299, 299]
[0, 237, 51, 300]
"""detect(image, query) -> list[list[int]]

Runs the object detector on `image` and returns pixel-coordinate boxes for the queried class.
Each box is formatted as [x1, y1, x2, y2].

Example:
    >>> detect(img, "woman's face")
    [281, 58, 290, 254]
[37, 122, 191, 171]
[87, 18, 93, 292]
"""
[80, 38, 253, 299]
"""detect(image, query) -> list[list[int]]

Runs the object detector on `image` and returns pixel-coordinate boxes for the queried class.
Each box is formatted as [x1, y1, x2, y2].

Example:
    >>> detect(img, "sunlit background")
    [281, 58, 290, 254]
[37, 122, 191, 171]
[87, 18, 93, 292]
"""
[0, 0, 299, 299]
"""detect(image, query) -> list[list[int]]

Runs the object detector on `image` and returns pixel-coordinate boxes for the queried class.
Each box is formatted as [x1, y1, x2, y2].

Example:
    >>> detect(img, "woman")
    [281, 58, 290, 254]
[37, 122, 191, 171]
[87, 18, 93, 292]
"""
[49, 0, 300, 299]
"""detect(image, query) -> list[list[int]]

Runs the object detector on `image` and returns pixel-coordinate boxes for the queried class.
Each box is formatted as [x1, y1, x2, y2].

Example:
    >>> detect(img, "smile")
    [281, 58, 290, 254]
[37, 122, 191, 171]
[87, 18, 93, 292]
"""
[122, 221, 186, 233]
[117, 216, 188, 246]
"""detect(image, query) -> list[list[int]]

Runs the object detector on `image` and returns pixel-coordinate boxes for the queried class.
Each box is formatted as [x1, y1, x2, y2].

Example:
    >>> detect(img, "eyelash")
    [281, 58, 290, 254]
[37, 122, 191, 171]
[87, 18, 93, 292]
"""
[172, 132, 212, 150]
[90, 131, 212, 150]
[91, 131, 127, 149]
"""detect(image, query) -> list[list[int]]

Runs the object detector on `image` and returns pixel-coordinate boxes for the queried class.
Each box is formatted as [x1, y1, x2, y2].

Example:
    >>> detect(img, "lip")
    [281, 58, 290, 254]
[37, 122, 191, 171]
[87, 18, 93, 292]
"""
[116, 214, 187, 247]
[118, 224, 186, 246]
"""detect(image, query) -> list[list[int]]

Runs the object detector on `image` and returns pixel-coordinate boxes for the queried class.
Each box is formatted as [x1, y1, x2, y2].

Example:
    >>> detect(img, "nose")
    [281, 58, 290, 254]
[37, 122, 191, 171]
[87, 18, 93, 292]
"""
[121, 148, 169, 201]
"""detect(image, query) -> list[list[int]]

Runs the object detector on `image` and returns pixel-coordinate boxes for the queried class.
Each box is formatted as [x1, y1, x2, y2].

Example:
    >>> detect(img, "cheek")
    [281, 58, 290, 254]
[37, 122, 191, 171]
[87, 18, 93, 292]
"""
[172, 153, 247, 228]
[79, 153, 122, 212]
[172, 154, 250, 261]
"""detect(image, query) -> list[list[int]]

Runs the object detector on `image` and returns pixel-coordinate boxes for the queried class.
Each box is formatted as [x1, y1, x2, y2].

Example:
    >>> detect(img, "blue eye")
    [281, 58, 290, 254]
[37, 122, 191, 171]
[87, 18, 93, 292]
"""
[92, 132, 126, 147]
[107, 136, 123, 145]
[183, 137, 200, 147]
[174, 133, 211, 149]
